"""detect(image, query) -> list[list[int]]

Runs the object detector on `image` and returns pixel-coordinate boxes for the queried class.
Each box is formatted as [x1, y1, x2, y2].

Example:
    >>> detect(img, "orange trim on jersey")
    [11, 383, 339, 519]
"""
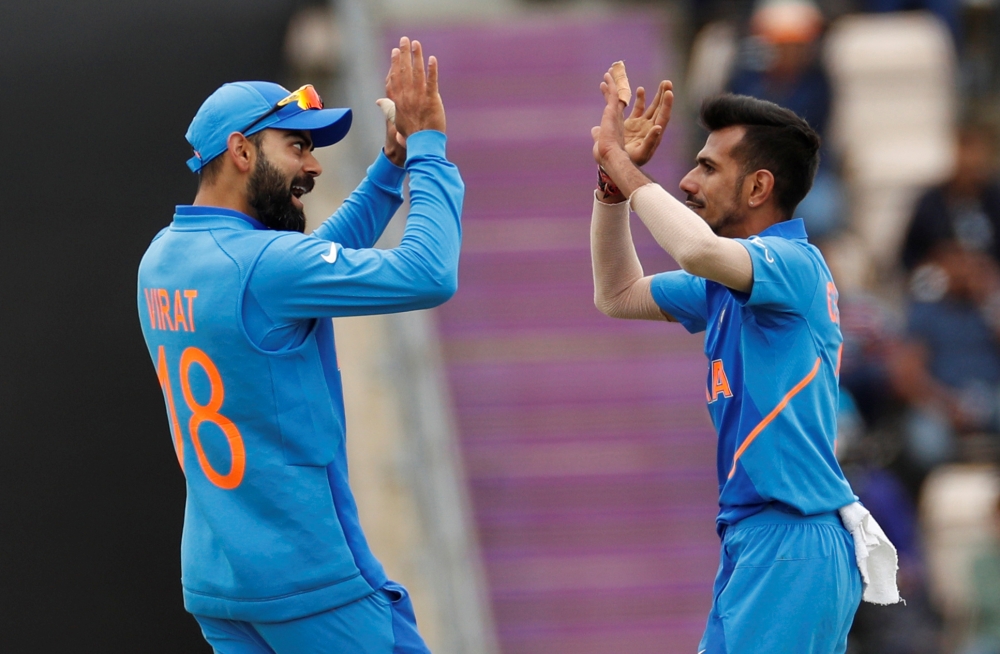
[727, 357, 822, 479]
[835, 343, 843, 378]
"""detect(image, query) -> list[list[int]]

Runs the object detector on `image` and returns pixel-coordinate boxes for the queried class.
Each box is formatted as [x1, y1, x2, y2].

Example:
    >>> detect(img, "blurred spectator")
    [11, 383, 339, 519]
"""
[832, 275, 946, 652]
[835, 308, 944, 652]
[838, 288, 905, 429]
[902, 124, 1000, 271]
[892, 244, 1000, 469]
[730, 0, 831, 135]
[844, 465, 943, 654]
[727, 0, 846, 238]
[962, 494, 1000, 654]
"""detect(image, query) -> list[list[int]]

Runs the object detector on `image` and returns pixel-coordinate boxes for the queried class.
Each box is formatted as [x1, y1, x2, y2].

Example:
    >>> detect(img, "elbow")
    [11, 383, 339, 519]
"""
[436, 272, 459, 305]
[674, 249, 701, 277]
[422, 270, 458, 308]
[674, 237, 720, 279]
[678, 260, 702, 278]
[394, 246, 459, 307]
[595, 294, 625, 320]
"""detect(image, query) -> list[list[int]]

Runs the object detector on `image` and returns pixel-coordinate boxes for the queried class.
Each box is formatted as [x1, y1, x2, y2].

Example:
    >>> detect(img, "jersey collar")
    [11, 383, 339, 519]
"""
[757, 217, 808, 241]
[173, 205, 267, 231]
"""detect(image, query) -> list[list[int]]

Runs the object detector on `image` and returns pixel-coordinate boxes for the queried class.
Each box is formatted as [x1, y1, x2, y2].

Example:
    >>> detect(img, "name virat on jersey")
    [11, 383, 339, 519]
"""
[142, 288, 198, 332]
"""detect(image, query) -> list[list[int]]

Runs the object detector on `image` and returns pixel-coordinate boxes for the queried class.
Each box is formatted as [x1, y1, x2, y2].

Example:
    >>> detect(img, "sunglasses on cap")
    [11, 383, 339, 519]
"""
[241, 84, 324, 134]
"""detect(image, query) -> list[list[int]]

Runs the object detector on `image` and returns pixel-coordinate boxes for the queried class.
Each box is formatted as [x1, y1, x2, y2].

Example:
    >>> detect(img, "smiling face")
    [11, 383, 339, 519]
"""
[679, 126, 749, 237]
[246, 128, 321, 232]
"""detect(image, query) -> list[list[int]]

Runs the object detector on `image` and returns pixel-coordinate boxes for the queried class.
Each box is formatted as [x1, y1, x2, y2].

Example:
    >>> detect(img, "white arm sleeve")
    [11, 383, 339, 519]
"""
[590, 193, 669, 321]
[630, 183, 753, 292]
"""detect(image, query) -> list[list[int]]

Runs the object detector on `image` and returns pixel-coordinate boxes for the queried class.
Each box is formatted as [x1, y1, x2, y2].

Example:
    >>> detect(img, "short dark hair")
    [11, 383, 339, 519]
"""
[198, 131, 266, 186]
[699, 94, 821, 219]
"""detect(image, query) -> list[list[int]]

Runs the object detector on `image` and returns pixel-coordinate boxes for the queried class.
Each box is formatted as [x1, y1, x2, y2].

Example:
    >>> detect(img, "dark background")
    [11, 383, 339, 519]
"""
[0, 1, 309, 650]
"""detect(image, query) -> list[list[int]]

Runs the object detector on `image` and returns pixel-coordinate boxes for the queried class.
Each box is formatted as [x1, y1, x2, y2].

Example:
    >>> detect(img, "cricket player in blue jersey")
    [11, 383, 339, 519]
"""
[589, 71, 899, 652]
[137, 38, 460, 653]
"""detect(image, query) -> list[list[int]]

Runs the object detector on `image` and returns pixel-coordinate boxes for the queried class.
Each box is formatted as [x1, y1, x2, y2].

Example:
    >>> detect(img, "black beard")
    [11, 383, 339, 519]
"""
[710, 207, 743, 236]
[247, 152, 310, 233]
[708, 177, 747, 236]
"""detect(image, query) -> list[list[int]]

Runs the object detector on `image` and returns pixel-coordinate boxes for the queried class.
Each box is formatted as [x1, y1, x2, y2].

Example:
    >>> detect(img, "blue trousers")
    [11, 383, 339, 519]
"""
[194, 582, 430, 654]
[699, 506, 862, 654]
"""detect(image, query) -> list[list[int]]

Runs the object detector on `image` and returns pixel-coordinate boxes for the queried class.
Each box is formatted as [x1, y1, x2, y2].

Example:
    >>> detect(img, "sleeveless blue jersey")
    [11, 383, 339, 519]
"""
[136, 131, 463, 621]
[650, 219, 856, 534]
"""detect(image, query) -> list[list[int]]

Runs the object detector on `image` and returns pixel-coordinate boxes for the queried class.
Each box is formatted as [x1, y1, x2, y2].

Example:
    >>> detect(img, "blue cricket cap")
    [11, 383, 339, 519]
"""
[185, 81, 352, 173]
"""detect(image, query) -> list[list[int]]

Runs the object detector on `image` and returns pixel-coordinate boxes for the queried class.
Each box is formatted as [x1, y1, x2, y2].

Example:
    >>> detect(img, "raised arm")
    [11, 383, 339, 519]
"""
[245, 37, 463, 322]
[590, 195, 669, 321]
[310, 44, 415, 249]
[311, 152, 405, 248]
[594, 71, 753, 293]
[629, 183, 753, 292]
[588, 74, 673, 320]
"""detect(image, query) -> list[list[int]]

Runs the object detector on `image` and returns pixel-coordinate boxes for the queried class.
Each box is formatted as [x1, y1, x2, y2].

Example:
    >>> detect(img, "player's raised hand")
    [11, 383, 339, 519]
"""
[593, 70, 628, 167]
[385, 37, 446, 139]
[592, 77, 672, 166]
[623, 80, 672, 166]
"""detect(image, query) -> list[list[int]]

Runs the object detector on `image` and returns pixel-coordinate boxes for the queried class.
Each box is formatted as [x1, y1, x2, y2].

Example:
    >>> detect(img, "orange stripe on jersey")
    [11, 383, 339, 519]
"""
[727, 357, 822, 479]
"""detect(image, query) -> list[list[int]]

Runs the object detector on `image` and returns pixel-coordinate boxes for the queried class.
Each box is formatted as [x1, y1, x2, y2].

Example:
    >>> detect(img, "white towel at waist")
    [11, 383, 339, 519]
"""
[838, 501, 903, 605]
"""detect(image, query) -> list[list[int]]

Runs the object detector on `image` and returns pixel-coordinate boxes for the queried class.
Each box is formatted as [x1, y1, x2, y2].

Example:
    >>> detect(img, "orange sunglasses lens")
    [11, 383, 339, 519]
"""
[278, 85, 324, 111]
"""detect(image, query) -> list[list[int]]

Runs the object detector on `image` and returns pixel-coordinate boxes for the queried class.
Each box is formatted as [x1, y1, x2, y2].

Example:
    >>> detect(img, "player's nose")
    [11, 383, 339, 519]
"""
[303, 150, 322, 177]
[679, 169, 698, 196]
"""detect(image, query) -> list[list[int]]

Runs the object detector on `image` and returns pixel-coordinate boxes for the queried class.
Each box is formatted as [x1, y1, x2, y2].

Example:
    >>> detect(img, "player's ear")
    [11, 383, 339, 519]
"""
[746, 169, 775, 209]
[226, 132, 255, 174]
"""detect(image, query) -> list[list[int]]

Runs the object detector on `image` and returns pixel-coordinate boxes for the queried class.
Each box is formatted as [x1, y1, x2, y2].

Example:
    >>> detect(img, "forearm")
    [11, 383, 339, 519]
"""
[261, 131, 462, 322]
[590, 193, 667, 321]
[602, 152, 752, 292]
[395, 130, 463, 293]
[312, 151, 405, 247]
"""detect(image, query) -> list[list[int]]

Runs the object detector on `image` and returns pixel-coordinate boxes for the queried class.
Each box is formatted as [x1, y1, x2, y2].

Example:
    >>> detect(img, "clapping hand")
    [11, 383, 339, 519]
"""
[592, 76, 672, 167]
[385, 37, 446, 142]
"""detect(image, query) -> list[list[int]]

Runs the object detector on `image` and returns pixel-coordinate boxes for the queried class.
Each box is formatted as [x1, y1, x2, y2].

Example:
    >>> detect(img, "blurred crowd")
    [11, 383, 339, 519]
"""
[682, 0, 1000, 652]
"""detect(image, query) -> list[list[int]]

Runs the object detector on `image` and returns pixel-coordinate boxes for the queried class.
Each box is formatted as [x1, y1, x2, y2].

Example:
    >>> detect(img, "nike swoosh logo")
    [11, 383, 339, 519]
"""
[321, 243, 338, 264]
[698, 650, 707, 654]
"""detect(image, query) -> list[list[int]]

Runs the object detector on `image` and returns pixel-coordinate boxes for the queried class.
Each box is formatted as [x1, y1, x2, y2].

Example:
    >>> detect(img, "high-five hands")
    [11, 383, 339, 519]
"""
[592, 72, 672, 168]
[385, 37, 446, 146]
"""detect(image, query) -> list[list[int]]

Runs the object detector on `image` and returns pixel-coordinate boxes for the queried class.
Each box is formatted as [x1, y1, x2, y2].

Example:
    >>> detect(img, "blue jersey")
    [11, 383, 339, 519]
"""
[136, 131, 463, 622]
[650, 219, 856, 533]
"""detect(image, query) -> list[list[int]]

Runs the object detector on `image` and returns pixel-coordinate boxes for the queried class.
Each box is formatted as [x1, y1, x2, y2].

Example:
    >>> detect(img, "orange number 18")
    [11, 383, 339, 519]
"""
[155, 345, 246, 490]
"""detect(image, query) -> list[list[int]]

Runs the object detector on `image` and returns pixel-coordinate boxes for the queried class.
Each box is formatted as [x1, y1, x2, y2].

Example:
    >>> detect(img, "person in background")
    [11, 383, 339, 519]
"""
[901, 124, 1000, 271]
[892, 243, 1000, 470]
[728, 0, 845, 239]
[729, 0, 830, 137]
[842, 462, 943, 654]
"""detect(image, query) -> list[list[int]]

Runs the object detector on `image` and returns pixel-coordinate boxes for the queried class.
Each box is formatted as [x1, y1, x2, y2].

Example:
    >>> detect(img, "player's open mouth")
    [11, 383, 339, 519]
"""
[291, 183, 310, 210]
[685, 200, 705, 210]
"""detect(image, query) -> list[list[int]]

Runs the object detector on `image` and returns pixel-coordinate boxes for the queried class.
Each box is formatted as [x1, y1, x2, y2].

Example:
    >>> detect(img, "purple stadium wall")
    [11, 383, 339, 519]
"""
[398, 14, 722, 653]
